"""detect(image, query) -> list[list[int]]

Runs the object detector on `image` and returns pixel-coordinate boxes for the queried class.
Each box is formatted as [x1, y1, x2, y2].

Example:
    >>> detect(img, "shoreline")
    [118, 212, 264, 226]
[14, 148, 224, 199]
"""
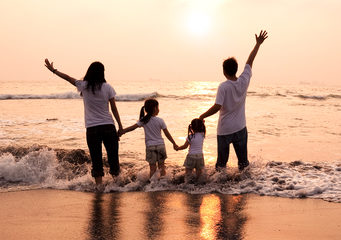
[0, 189, 340, 240]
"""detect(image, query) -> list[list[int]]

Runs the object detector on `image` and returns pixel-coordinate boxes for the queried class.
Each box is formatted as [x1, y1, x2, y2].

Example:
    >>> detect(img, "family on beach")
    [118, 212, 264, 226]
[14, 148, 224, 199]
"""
[44, 31, 268, 185]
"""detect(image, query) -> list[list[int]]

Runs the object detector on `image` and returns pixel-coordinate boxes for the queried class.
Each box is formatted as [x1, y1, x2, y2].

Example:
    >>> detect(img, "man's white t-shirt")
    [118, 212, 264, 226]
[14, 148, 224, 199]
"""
[187, 132, 204, 155]
[215, 64, 252, 135]
[75, 81, 116, 128]
[137, 116, 167, 147]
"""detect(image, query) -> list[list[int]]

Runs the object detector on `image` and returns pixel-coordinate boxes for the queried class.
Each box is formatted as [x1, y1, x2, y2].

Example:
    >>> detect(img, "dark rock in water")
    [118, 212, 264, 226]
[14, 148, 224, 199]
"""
[290, 160, 304, 167]
[266, 161, 282, 167]
[0, 145, 51, 158]
[0, 146, 29, 158]
[286, 184, 295, 190]
[56, 149, 91, 164]
[171, 175, 185, 185]
[55, 149, 91, 179]
[313, 165, 322, 170]
[278, 179, 286, 184]
[0, 145, 52, 158]
[46, 118, 58, 121]
[271, 177, 279, 182]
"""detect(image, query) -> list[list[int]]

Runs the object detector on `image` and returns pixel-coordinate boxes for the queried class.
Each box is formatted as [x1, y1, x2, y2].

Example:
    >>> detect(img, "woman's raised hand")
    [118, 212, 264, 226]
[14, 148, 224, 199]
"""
[44, 59, 56, 72]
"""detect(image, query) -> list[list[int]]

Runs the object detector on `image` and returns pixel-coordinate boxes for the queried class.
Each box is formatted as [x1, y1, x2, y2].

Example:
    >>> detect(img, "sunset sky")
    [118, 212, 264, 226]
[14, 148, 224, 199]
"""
[1, 0, 340, 85]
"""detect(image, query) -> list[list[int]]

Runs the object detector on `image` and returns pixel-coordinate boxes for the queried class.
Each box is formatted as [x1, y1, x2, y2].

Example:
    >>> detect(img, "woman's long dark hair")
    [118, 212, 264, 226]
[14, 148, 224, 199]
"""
[84, 62, 106, 94]
[188, 118, 206, 140]
[139, 99, 159, 124]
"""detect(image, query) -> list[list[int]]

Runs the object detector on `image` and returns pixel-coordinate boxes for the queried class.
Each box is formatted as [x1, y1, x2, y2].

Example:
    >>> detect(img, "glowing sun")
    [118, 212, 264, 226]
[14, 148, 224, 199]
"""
[186, 12, 211, 36]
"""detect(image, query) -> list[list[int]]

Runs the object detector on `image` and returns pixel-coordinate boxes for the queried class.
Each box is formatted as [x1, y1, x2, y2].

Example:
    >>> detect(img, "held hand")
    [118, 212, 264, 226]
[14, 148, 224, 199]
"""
[173, 144, 179, 151]
[118, 128, 124, 137]
[255, 30, 268, 45]
[44, 59, 56, 72]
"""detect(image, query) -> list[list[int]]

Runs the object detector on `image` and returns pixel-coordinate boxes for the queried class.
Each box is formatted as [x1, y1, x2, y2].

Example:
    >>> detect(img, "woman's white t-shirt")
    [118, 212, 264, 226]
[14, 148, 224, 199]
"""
[75, 80, 116, 128]
[187, 132, 204, 155]
[137, 116, 166, 147]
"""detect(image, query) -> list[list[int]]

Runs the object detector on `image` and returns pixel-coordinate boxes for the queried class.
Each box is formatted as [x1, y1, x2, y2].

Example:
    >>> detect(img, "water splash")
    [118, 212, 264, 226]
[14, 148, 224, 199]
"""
[0, 146, 340, 203]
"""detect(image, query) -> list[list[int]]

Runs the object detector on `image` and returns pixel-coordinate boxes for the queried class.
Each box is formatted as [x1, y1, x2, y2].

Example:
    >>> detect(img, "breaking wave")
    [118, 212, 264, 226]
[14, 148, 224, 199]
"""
[1, 91, 340, 102]
[0, 92, 159, 102]
[293, 93, 341, 100]
[0, 145, 340, 203]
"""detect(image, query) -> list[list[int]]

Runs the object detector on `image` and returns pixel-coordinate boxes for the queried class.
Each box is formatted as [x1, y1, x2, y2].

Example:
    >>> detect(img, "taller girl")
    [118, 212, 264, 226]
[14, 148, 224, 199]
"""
[122, 99, 178, 178]
[44, 59, 123, 185]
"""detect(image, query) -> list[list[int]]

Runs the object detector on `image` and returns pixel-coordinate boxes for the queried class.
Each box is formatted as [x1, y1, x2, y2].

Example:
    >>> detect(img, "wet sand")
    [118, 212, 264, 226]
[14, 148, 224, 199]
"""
[0, 190, 340, 240]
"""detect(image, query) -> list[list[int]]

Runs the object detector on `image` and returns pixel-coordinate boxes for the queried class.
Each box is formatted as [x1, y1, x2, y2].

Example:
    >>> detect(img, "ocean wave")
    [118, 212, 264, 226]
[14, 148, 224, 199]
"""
[158, 93, 215, 100]
[1, 91, 340, 101]
[0, 92, 211, 101]
[0, 92, 159, 102]
[328, 94, 341, 99]
[295, 94, 327, 100]
[295, 94, 341, 100]
[0, 92, 81, 100]
[0, 146, 340, 202]
[116, 92, 159, 101]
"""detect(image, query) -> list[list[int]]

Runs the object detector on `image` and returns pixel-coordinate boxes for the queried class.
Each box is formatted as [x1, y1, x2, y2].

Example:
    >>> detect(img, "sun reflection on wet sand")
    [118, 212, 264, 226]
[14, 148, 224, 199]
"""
[199, 194, 247, 240]
[200, 195, 221, 240]
[86, 192, 247, 240]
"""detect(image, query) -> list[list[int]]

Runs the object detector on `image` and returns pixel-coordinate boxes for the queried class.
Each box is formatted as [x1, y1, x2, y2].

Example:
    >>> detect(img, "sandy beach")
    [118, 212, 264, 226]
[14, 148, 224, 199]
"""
[0, 189, 340, 240]
[1, 0, 341, 239]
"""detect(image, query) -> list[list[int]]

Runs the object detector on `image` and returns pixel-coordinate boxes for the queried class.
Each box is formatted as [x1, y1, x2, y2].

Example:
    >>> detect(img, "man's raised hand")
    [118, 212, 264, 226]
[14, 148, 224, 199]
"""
[255, 30, 268, 45]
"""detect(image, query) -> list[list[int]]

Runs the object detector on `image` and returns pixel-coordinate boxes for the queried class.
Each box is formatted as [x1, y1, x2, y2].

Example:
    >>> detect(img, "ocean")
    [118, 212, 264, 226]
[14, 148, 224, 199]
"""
[0, 78, 340, 203]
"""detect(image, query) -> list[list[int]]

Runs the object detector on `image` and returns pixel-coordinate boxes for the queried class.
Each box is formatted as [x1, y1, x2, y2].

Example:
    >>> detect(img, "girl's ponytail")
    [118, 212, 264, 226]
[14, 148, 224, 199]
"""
[139, 99, 159, 124]
[188, 123, 194, 141]
[188, 118, 206, 140]
[139, 106, 145, 120]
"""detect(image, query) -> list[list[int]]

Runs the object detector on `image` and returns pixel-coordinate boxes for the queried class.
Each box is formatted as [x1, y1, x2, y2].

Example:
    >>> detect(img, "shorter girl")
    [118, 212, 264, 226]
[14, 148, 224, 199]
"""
[121, 99, 178, 178]
[176, 118, 206, 180]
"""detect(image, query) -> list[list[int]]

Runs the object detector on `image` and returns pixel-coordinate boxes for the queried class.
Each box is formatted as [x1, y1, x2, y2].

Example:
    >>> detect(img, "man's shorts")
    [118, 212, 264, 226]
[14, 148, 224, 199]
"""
[183, 153, 205, 170]
[146, 144, 167, 165]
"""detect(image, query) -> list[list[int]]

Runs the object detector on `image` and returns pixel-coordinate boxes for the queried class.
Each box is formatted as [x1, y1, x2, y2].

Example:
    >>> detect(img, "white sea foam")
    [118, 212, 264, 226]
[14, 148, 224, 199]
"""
[0, 92, 159, 101]
[0, 147, 340, 202]
[0, 92, 81, 100]
[1, 91, 340, 101]
[0, 148, 57, 184]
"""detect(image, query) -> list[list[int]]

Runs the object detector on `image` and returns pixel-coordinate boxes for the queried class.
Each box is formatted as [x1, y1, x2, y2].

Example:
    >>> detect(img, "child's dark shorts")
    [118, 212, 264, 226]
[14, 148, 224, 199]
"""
[145, 144, 167, 165]
[184, 153, 205, 170]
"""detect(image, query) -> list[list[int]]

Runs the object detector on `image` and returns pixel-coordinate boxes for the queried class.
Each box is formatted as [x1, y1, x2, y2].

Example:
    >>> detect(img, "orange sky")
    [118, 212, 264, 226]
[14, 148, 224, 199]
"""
[1, 0, 340, 85]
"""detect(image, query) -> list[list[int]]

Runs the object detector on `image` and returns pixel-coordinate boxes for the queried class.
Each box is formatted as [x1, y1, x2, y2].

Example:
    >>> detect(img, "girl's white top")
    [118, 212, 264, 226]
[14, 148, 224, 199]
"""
[137, 116, 167, 147]
[76, 81, 116, 128]
[187, 132, 205, 155]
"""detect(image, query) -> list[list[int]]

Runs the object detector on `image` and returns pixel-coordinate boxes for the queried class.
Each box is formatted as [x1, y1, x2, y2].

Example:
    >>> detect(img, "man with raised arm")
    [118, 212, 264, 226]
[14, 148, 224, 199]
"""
[199, 30, 268, 171]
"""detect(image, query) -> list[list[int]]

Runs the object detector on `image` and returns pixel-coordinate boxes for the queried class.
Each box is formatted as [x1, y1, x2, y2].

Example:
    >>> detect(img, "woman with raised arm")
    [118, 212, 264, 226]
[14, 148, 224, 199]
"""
[45, 59, 123, 185]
